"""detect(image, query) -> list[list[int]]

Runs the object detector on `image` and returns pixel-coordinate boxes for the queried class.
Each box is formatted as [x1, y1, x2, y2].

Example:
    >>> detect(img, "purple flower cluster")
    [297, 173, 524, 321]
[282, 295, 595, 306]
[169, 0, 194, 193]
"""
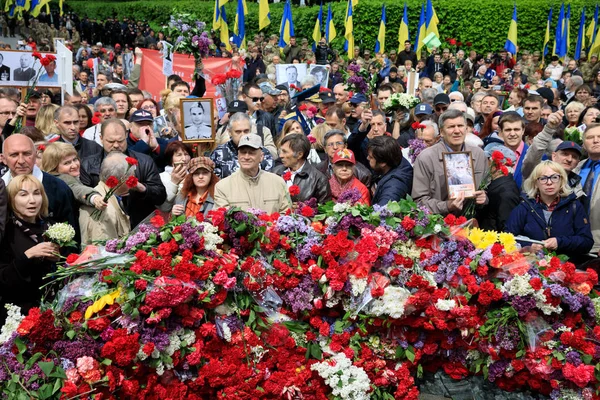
[107, 223, 159, 254]
[347, 63, 361, 74]
[52, 338, 100, 362]
[337, 188, 362, 205]
[179, 222, 202, 251]
[296, 234, 321, 261]
[488, 359, 510, 382]
[282, 276, 316, 313]
[511, 295, 537, 317]
[276, 215, 309, 234]
[141, 327, 171, 352]
[495, 325, 520, 350]
[346, 75, 368, 95]
[565, 350, 582, 366]
[408, 138, 427, 164]
[423, 239, 474, 284]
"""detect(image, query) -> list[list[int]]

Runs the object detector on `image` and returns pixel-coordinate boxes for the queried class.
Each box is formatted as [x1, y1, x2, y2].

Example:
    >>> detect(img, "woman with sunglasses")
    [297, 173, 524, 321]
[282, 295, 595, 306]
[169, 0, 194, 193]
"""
[506, 160, 593, 263]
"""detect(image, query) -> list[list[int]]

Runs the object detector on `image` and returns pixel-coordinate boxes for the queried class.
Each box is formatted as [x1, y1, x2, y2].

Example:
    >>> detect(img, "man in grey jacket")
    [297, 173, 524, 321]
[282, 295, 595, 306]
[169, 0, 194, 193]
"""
[412, 109, 488, 216]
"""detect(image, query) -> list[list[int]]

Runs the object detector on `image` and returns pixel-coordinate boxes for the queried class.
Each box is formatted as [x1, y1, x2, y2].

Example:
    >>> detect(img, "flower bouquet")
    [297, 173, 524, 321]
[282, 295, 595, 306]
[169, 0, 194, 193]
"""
[44, 222, 77, 248]
[167, 13, 212, 79]
[343, 63, 376, 98]
[13, 52, 57, 133]
[91, 157, 138, 220]
[383, 93, 421, 113]
[210, 69, 243, 104]
[564, 126, 582, 145]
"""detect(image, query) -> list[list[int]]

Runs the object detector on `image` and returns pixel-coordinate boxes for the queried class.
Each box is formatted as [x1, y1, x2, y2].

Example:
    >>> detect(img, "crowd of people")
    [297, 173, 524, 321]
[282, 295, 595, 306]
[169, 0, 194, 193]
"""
[0, 11, 600, 323]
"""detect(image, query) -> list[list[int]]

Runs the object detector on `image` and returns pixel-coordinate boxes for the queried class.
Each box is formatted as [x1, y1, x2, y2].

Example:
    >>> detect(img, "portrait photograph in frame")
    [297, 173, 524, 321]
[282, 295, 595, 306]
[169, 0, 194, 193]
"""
[179, 98, 215, 143]
[442, 151, 476, 200]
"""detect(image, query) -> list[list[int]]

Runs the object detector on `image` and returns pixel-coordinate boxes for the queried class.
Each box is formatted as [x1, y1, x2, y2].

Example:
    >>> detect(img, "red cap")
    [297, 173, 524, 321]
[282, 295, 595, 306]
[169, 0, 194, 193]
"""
[332, 149, 356, 165]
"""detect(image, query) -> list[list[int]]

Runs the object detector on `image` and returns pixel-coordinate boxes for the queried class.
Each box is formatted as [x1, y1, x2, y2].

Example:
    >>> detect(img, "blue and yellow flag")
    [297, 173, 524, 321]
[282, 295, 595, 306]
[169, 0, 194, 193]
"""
[504, 5, 517, 57]
[543, 8, 552, 59]
[425, 0, 439, 39]
[587, 5, 599, 56]
[415, 4, 426, 59]
[232, 0, 246, 48]
[344, 0, 354, 58]
[325, 3, 336, 44]
[278, 0, 295, 49]
[4, 0, 14, 13]
[312, 2, 323, 50]
[398, 3, 409, 53]
[575, 7, 586, 60]
[553, 4, 565, 58]
[564, 5, 571, 57]
[375, 4, 386, 54]
[259, 0, 270, 31]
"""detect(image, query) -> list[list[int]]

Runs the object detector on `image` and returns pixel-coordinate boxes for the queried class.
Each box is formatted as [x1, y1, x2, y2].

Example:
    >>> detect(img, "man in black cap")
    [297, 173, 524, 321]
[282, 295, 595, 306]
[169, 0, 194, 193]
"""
[536, 88, 556, 111]
[433, 93, 450, 118]
[127, 109, 170, 169]
[319, 91, 336, 115]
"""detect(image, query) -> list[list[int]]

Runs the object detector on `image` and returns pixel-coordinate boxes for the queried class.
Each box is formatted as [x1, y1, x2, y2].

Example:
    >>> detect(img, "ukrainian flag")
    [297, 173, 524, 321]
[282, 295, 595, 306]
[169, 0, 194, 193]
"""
[312, 2, 323, 51]
[564, 5, 571, 57]
[543, 8, 552, 59]
[278, 0, 295, 49]
[259, 0, 270, 31]
[344, 0, 354, 58]
[425, 0, 439, 39]
[374, 5, 386, 54]
[415, 4, 426, 59]
[553, 4, 565, 58]
[325, 3, 336, 44]
[398, 3, 409, 53]
[232, 0, 246, 48]
[504, 5, 517, 56]
[575, 8, 586, 60]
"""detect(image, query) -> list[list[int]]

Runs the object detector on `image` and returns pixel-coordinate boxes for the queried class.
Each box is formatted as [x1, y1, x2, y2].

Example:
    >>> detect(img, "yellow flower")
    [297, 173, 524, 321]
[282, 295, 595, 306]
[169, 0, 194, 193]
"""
[85, 289, 121, 320]
[468, 228, 485, 248]
[499, 232, 517, 253]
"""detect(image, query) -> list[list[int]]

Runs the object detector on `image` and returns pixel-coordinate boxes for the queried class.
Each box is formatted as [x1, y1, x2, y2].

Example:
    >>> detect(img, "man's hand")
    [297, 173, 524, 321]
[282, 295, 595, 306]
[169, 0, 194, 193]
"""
[172, 204, 185, 216]
[135, 47, 143, 65]
[546, 110, 564, 130]
[91, 195, 108, 211]
[473, 190, 487, 205]
[134, 182, 147, 193]
[10, 102, 27, 125]
[542, 237, 558, 250]
[359, 109, 373, 132]
[447, 192, 465, 212]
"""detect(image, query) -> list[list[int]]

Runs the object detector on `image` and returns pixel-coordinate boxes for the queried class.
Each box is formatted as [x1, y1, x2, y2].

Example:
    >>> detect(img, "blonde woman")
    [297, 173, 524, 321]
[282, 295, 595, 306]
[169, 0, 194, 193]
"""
[35, 104, 59, 139]
[506, 160, 592, 262]
[564, 101, 585, 128]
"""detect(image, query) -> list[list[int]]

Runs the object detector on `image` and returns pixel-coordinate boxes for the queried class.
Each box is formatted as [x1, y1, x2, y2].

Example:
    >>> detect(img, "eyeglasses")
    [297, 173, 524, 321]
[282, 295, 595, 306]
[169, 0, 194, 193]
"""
[142, 105, 156, 110]
[537, 174, 561, 184]
[251, 97, 264, 103]
[326, 141, 345, 148]
[450, 99, 458, 102]
[0, 111, 16, 116]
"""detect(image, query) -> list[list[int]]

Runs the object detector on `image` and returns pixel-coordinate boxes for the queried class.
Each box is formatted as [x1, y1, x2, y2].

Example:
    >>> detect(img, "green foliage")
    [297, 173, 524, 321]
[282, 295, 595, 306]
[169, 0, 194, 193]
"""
[66, 0, 590, 58]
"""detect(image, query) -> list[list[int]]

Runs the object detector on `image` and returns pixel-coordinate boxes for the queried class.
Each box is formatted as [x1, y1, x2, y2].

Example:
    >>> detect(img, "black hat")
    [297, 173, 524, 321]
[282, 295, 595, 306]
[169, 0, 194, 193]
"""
[275, 84, 289, 93]
[536, 87, 554, 104]
[433, 93, 450, 106]
[319, 91, 335, 104]
[228, 100, 248, 114]
[129, 109, 154, 123]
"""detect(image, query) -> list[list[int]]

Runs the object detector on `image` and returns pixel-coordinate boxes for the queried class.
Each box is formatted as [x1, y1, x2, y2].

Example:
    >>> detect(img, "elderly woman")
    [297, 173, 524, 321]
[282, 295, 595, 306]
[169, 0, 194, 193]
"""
[0, 175, 59, 325]
[173, 157, 219, 218]
[328, 149, 370, 205]
[565, 101, 585, 128]
[41, 142, 106, 210]
[506, 160, 593, 262]
[577, 106, 600, 133]
[159, 141, 193, 212]
[78, 153, 133, 244]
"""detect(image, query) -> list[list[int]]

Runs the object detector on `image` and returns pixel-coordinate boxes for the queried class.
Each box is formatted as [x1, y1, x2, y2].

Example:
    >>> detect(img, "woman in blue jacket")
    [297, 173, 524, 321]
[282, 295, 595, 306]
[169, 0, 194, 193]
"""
[506, 160, 593, 263]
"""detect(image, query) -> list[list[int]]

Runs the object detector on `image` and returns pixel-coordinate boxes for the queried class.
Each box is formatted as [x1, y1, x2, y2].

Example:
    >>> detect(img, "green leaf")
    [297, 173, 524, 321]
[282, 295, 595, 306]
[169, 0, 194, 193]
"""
[310, 343, 323, 360]
[38, 361, 55, 377]
[406, 348, 415, 363]
[66, 330, 76, 340]
[14, 337, 26, 354]
[25, 352, 44, 369]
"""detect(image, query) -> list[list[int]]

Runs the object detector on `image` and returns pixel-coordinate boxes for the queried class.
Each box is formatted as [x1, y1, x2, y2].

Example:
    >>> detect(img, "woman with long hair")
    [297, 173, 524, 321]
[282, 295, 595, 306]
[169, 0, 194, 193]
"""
[35, 104, 59, 139]
[172, 157, 219, 218]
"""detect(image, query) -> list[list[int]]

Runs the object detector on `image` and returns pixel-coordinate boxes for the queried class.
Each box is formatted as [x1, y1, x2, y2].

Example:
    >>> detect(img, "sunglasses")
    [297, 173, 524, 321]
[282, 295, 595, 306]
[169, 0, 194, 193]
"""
[251, 97, 264, 103]
[435, 105, 448, 112]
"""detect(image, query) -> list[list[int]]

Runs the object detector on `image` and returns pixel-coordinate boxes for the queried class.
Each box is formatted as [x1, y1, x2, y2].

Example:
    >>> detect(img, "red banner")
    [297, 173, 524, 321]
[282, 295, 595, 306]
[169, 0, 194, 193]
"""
[138, 49, 232, 100]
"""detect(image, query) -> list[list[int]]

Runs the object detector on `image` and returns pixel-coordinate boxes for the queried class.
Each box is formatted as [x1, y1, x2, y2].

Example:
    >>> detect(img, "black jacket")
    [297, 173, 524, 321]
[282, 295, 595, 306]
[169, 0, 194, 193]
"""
[476, 174, 520, 232]
[79, 150, 167, 228]
[0, 216, 54, 325]
[0, 179, 6, 244]
[272, 162, 331, 204]
[57, 136, 103, 160]
[316, 158, 372, 188]
[244, 55, 266, 83]
[256, 110, 279, 142]
[315, 44, 335, 65]
[41, 172, 81, 244]
[371, 157, 413, 206]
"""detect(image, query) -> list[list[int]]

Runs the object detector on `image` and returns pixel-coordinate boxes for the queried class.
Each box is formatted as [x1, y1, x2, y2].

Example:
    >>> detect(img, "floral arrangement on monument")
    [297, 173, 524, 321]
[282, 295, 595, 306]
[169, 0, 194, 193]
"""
[383, 93, 421, 113]
[210, 69, 243, 104]
[167, 13, 212, 79]
[2, 196, 600, 399]
[14, 52, 57, 133]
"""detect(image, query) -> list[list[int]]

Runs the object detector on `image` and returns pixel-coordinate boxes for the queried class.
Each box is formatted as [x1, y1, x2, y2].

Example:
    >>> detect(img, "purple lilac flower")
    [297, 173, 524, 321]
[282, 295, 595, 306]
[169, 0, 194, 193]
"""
[495, 325, 520, 350]
[52, 339, 100, 362]
[181, 24, 190, 32]
[276, 215, 309, 234]
[191, 35, 199, 46]
[141, 328, 171, 351]
[297, 235, 321, 261]
[373, 204, 393, 218]
[196, 21, 206, 30]
[408, 138, 427, 164]
[338, 188, 362, 205]
[175, 36, 184, 46]
[511, 296, 537, 317]
[348, 63, 361, 73]
[282, 276, 316, 313]
[488, 359, 510, 382]
[565, 351, 582, 366]
[179, 222, 201, 251]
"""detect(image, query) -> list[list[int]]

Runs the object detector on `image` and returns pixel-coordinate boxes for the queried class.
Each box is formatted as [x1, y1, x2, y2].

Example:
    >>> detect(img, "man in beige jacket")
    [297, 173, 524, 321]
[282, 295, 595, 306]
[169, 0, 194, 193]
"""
[214, 134, 291, 214]
[412, 109, 488, 216]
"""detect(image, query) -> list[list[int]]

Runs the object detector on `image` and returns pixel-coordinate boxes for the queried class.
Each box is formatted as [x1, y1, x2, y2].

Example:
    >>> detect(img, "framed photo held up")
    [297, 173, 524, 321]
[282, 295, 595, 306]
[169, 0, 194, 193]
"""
[442, 151, 477, 200]
[179, 98, 215, 143]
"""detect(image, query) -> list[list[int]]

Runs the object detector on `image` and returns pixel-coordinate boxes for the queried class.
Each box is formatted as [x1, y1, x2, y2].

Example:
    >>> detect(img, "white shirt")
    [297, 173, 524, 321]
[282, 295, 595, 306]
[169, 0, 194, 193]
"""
[83, 124, 102, 146]
[285, 161, 306, 188]
[2, 165, 44, 186]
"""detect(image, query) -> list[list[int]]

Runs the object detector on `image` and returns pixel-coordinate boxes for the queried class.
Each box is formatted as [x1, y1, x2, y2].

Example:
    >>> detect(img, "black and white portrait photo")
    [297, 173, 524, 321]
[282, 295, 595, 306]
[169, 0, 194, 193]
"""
[309, 65, 329, 88]
[13, 53, 35, 81]
[276, 63, 307, 97]
[0, 54, 11, 82]
[443, 152, 476, 199]
[180, 98, 215, 142]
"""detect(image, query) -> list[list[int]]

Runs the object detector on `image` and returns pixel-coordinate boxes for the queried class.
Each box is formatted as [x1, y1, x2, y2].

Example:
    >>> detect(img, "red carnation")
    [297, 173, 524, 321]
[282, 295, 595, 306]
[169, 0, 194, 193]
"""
[32, 51, 42, 59]
[125, 157, 138, 166]
[225, 69, 242, 79]
[491, 151, 504, 162]
[283, 171, 292, 181]
[289, 185, 300, 197]
[449, 39, 457, 45]
[125, 176, 139, 189]
[466, 42, 472, 47]
[211, 74, 227, 85]
[66, 253, 79, 265]
[300, 205, 314, 217]
[105, 176, 119, 188]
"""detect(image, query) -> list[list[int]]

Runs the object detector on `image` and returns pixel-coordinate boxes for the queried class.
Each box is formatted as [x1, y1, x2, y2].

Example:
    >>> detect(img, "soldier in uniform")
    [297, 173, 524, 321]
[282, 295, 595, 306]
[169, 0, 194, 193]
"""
[580, 55, 598, 83]
[524, 51, 542, 84]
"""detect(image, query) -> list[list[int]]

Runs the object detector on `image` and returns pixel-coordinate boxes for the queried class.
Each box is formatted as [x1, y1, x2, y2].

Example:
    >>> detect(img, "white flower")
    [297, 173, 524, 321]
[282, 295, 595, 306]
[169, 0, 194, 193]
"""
[435, 299, 456, 311]
[0, 304, 24, 344]
[333, 202, 351, 213]
[200, 222, 223, 251]
[433, 224, 442, 233]
[325, 216, 337, 226]
[369, 286, 411, 319]
[45, 222, 75, 244]
[349, 276, 368, 297]
[502, 273, 534, 297]
[311, 353, 371, 400]
[221, 322, 232, 342]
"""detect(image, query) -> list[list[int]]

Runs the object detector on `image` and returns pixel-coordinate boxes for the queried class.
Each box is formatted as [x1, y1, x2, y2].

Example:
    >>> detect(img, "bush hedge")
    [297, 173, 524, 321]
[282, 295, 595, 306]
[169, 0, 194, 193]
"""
[66, 0, 591, 57]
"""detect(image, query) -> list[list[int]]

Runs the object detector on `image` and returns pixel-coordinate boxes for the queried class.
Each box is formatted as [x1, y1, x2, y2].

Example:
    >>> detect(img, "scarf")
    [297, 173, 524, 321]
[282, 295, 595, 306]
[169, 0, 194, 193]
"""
[329, 175, 357, 200]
